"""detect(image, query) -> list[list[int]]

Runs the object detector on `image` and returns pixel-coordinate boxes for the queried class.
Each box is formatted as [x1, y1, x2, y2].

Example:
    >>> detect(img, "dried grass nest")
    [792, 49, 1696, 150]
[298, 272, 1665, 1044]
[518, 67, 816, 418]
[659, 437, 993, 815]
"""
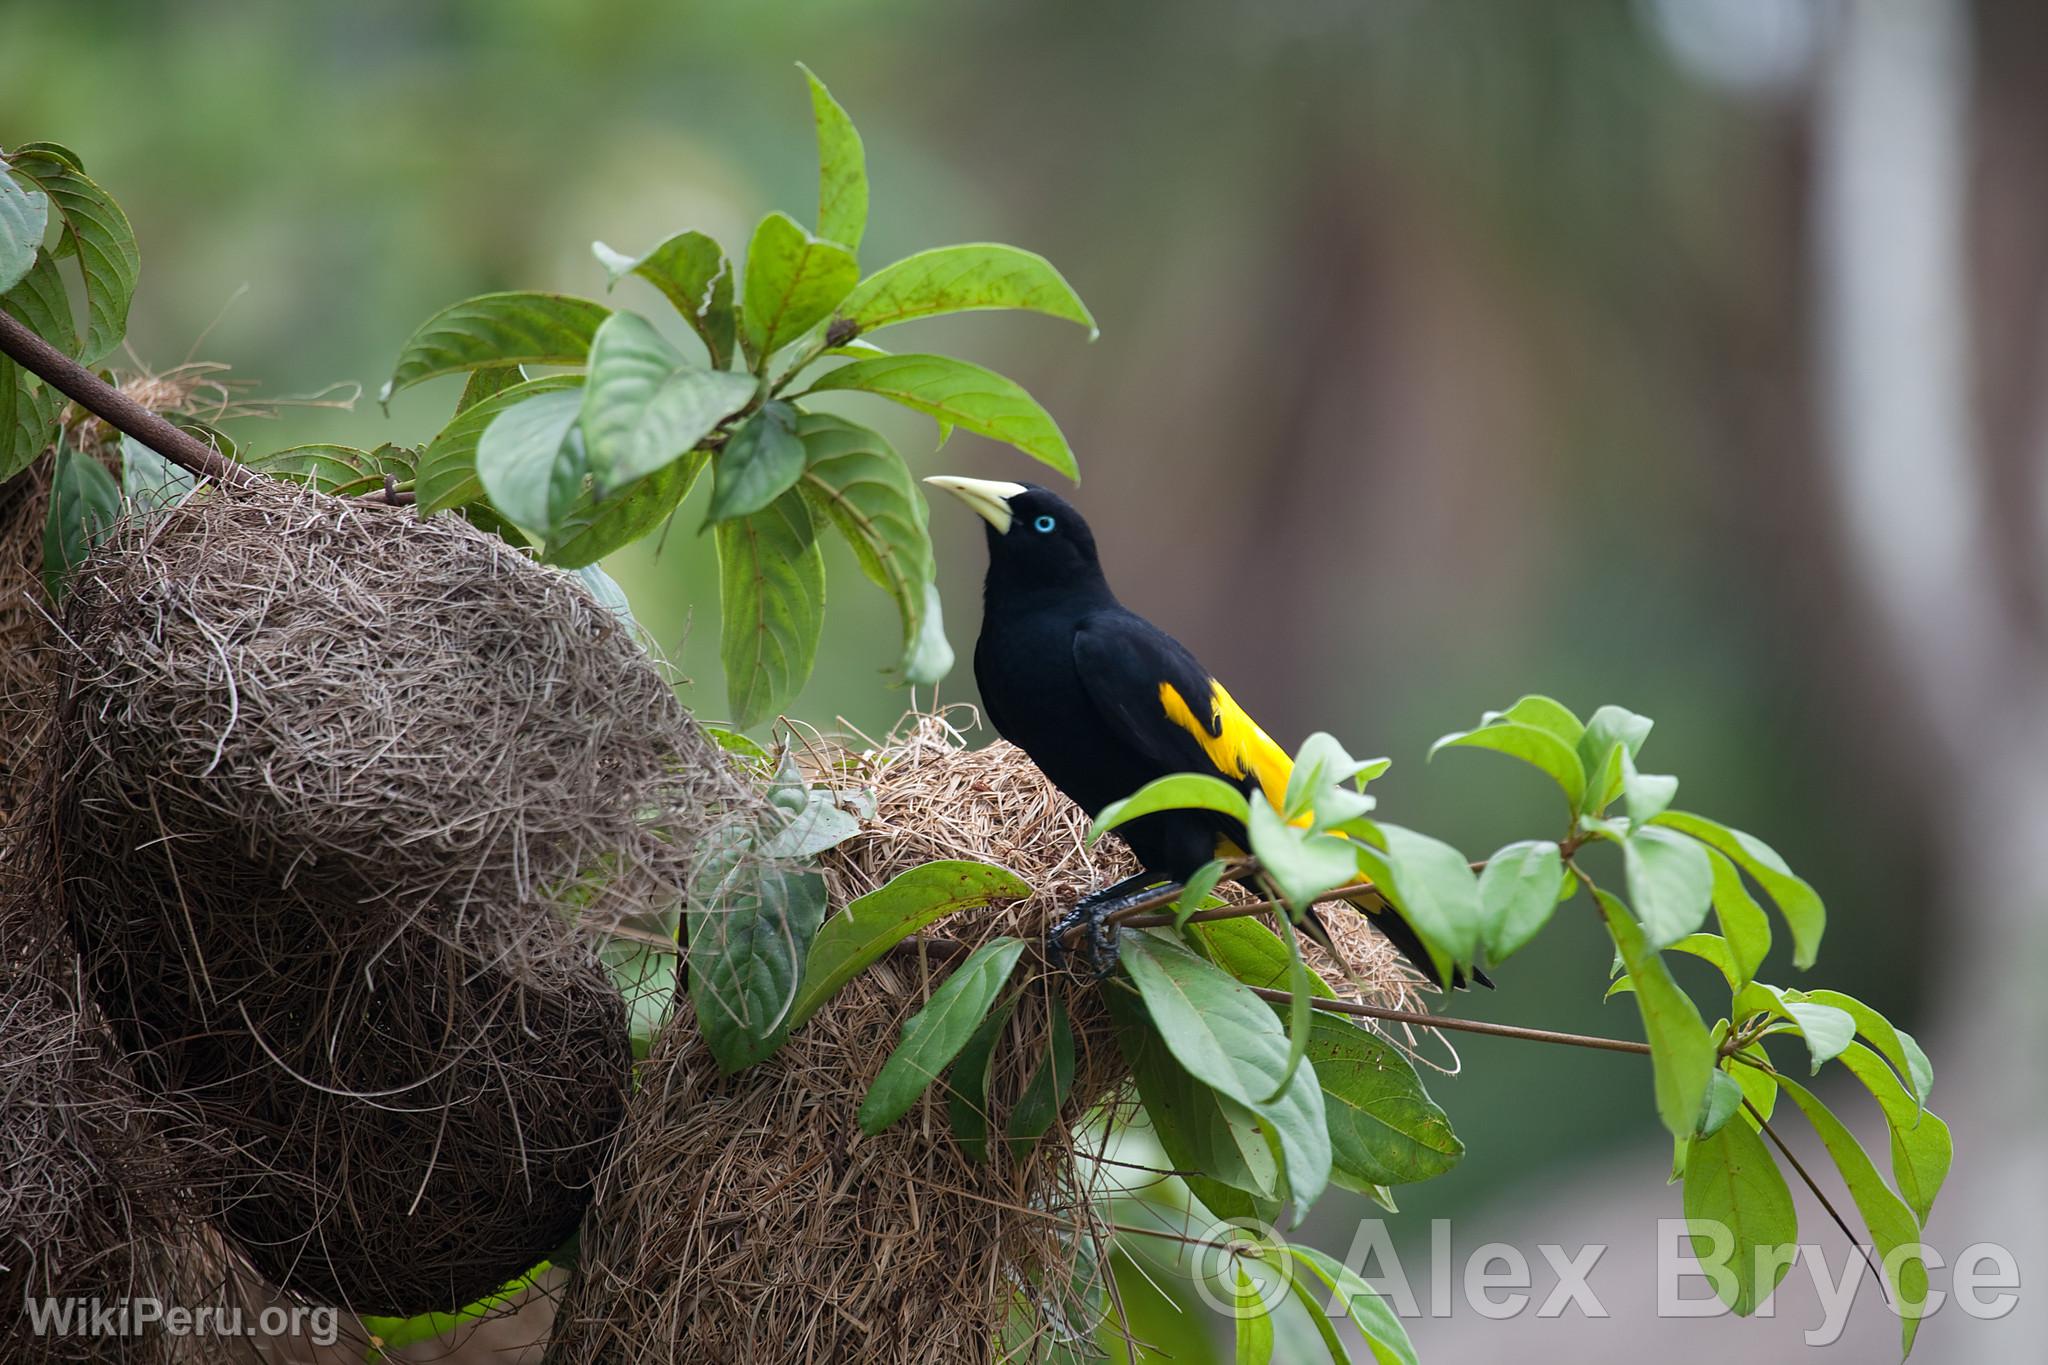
[48, 479, 752, 1317]
[548, 712, 1429, 1365]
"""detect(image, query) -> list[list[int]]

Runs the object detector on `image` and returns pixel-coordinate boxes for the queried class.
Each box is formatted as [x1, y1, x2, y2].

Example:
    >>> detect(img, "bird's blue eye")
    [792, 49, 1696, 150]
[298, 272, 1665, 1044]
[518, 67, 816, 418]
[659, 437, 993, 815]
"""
[1033, 514, 1056, 533]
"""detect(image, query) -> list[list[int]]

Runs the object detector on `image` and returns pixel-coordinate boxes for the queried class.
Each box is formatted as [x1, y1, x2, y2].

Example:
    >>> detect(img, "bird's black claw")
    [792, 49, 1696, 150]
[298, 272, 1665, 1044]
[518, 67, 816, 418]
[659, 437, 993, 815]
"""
[1048, 880, 1179, 981]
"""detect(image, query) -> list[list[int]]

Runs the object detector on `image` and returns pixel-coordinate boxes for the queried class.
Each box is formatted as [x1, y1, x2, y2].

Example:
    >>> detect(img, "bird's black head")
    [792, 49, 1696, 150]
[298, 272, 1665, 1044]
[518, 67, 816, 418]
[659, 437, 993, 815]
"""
[924, 476, 1108, 600]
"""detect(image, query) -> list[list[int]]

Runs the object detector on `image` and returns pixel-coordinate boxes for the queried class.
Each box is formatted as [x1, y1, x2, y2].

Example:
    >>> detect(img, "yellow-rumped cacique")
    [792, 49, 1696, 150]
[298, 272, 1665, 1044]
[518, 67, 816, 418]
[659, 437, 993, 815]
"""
[926, 475, 1489, 988]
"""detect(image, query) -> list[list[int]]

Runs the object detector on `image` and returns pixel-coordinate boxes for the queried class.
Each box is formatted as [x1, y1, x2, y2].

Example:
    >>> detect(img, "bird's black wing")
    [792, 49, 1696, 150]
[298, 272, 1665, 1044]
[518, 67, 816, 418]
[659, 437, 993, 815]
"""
[1070, 610, 1244, 790]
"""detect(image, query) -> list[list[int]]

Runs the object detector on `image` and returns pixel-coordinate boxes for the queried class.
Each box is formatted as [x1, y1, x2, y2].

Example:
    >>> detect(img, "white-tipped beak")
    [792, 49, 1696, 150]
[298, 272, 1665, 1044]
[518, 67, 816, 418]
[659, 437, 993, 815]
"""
[923, 475, 1026, 535]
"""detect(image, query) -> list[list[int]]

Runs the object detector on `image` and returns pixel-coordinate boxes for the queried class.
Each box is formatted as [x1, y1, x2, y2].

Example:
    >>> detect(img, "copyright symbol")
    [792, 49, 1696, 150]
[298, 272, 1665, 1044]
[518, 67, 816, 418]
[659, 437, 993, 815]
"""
[1187, 1216, 1293, 1318]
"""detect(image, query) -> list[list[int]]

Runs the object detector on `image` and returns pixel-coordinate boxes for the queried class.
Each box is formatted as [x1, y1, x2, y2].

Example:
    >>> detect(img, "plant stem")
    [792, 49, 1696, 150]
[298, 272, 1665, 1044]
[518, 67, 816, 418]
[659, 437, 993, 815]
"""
[1241, 984, 1656, 1055]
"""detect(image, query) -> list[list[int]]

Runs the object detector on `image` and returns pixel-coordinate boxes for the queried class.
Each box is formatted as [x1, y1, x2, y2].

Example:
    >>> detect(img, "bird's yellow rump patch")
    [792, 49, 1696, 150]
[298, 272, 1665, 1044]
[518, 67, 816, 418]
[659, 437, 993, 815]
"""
[1158, 679, 1294, 813]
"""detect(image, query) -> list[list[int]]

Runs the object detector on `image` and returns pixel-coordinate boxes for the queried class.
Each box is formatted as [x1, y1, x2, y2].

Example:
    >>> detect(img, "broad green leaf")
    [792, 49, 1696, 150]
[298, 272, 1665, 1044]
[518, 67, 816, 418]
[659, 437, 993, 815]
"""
[382, 292, 609, 401]
[1429, 720, 1585, 811]
[1175, 857, 1232, 930]
[1833, 1042, 1951, 1225]
[456, 363, 524, 414]
[1654, 810, 1825, 968]
[1484, 693, 1585, 747]
[1777, 1076, 1931, 1355]
[762, 787, 862, 861]
[1283, 1245, 1420, 1365]
[741, 211, 858, 362]
[243, 441, 415, 498]
[1732, 1045, 1779, 1123]
[858, 937, 1027, 1133]
[0, 251, 71, 480]
[1308, 1014, 1463, 1188]
[4, 242, 75, 354]
[1091, 773, 1250, 841]
[800, 64, 868, 253]
[834, 243, 1096, 337]
[1285, 732, 1383, 823]
[1118, 931, 1331, 1216]
[1793, 988, 1932, 1105]
[415, 374, 582, 516]
[1696, 1067, 1746, 1138]
[687, 836, 829, 1073]
[710, 400, 805, 523]
[572, 563, 638, 633]
[119, 435, 196, 513]
[1681, 1110, 1798, 1316]
[8, 149, 137, 364]
[1622, 826, 1714, 949]
[1266, 914, 1314, 1101]
[592, 230, 735, 367]
[600, 939, 677, 1061]
[1188, 916, 1336, 997]
[793, 862, 1032, 1030]
[1478, 839, 1564, 962]
[1356, 823, 1481, 982]
[580, 310, 756, 490]
[1577, 703, 1654, 811]
[1620, 747, 1680, 825]
[803, 353, 1078, 480]
[543, 450, 704, 569]
[1662, 933, 1742, 991]
[1774, 994, 1857, 1073]
[1005, 996, 1075, 1158]
[796, 412, 948, 682]
[475, 389, 586, 535]
[0, 164, 48, 294]
[945, 996, 1015, 1163]
[360, 1260, 552, 1363]
[715, 489, 825, 727]
[1248, 793, 1361, 914]
[1283, 1262, 1356, 1365]
[1705, 848, 1770, 989]
[1596, 887, 1716, 1137]
[1233, 1263, 1274, 1365]
[42, 442, 121, 602]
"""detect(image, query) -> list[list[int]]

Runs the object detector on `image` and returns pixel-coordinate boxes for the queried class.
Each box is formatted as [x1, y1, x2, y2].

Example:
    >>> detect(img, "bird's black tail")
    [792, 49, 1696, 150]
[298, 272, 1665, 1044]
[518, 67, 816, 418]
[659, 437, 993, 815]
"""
[1312, 891, 1494, 991]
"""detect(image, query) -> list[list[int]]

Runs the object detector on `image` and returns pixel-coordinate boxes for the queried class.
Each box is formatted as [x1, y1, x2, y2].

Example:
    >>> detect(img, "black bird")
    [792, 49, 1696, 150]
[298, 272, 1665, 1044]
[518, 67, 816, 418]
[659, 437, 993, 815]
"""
[925, 475, 1485, 987]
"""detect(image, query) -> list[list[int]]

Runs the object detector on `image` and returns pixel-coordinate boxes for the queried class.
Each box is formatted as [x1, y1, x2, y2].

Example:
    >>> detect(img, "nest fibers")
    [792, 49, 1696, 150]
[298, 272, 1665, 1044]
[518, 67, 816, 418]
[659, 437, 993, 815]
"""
[547, 712, 1426, 1365]
[50, 479, 751, 1317]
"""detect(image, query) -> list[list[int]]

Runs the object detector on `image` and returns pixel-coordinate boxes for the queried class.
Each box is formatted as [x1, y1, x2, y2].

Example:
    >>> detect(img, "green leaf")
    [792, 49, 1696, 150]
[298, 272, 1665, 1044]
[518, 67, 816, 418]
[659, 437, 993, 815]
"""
[710, 400, 805, 522]
[1777, 1075, 1931, 1355]
[1695, 1067, 1746, 1138]
[1091, 773, 1250, 842]
[1283, 1245, 1420, 1365]
[474, 389, 587, 535]
[592, 230, 736, 367]
[795, 411, 949, 683]
[1732, 1045, 1779, 1123]
[1681, 1110, 1798, 1316]
[1794, 988, 1932, 1105]
[0, 357, 62, 484]
[1622, 826, 1714, 949]
[944, 997, 1015, 1163]
[762, 788, 862, 861]
[1833, 1043, 1951, 1225]
[1596, 887, 1716, 1137]
[543, 450, 704, 569]
[742, 211, 859, 362]
[1772, 992, 1858, 1073]
[1188, 916, 1335, 997]
[1704, 848, 1770, 990]
[1429, 719, 1585, 811]
[4, 241, 75, 354]
[1282, 1262, 1356, 1365]
[8, 149, 137, 364]
[834, 244, 1096, 338]
[790, 860, 1030, 1030]
[686, 837, 829, 1073]
[1266, 915, 1315, 1102]
[803, 353, 1078, 480]
[858, 937, 1028, 1134]
[1005, 996, 1075, 1159]
[715, 489, 825, 728]
[1233, 1263, 1274, 1365]
[42, 442, 121, 602]
[415, 374, 582, 516]
[118, 435, 196, 513]
[382, 292, 610, 401]
[456, 363, 524, 414]
[800, 64, 868, 253]
[1248, 794, 1361, 914]
[0, 163, 48, 294]
[1356, 823, 1482, 981]
[580, 310, 756, 490]
[1620, 747, 1680, 825]
[1478, 839, 1564, 962]
[1576, 703, 1654, 811]
[1654, 810, 1824, 968]
[360, 1260, 553, 1363]
[243, 442, 416, 498]
[1308, 1014, 1463, 1188]
[1175, 857, 1232, 930]
[1284, 732, 1383, 825]
[1117, 931, 1331, 1216]
[1485, 694, 1585, 746]
[600, 939, 677, 1061]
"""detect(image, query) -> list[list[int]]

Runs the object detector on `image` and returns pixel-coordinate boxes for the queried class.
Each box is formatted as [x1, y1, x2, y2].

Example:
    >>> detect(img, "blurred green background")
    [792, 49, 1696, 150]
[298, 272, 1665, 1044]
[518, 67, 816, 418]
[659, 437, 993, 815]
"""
[9, 2, 2040, 1360]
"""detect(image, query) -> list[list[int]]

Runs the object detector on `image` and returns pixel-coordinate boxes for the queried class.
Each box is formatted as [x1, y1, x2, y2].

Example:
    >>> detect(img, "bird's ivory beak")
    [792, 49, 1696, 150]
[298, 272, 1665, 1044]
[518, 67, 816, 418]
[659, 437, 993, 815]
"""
[923, 475, 1026, 535]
